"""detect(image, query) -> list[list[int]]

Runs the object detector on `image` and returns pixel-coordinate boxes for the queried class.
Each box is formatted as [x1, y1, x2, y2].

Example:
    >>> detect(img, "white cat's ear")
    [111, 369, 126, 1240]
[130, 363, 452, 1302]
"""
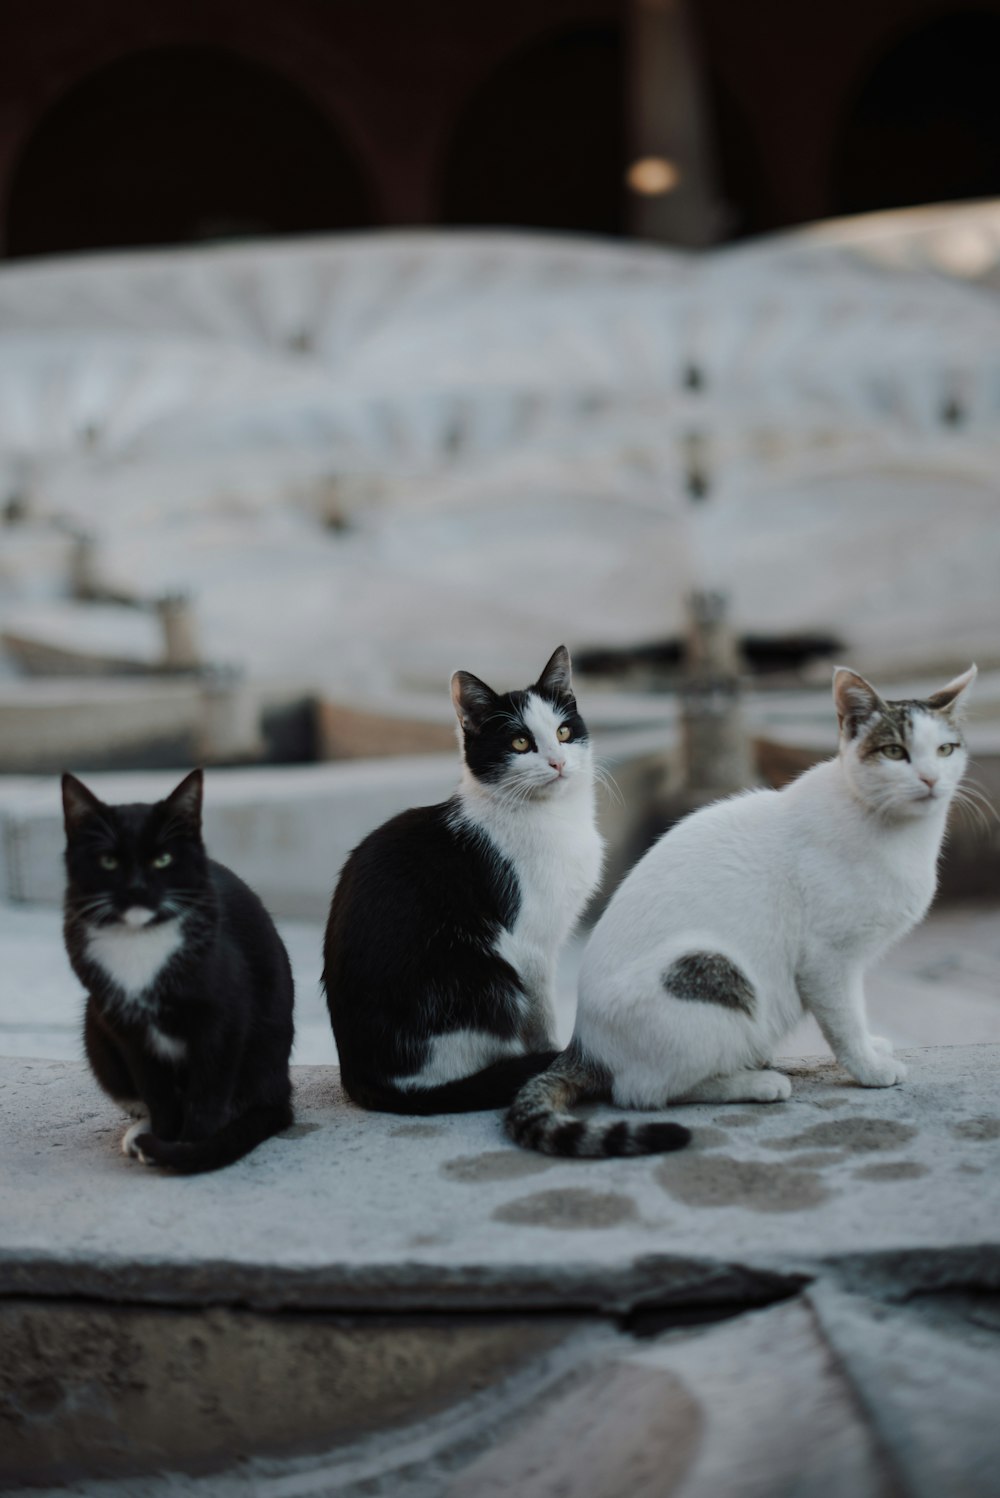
[61, 772, 105, 834]
[450, 670, 496, 731]
[536, 644, 574, 700]
[926, 664, 977, 715]
[163, 768, 203, 830]
[833, 668, 886, 738]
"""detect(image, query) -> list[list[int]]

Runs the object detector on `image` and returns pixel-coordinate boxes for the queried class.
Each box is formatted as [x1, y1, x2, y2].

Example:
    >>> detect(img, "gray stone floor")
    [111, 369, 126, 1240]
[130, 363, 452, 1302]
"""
[2, 1046, 1000, 1494]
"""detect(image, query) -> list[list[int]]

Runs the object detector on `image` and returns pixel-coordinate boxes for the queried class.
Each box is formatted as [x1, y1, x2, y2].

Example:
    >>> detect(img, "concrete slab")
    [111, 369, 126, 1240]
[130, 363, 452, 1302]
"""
[3, 1046, 999, 1315]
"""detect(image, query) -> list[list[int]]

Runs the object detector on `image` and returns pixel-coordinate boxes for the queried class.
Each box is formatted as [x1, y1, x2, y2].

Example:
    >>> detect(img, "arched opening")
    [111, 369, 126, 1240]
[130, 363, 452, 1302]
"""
[440, 26, 625, 236]
[6, 46, 377, 258]
[833, 11, 1000, 216]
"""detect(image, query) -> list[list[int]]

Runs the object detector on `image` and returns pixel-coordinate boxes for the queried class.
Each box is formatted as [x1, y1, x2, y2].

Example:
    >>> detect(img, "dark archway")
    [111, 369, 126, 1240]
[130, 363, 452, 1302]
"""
[440, 26, 625, 236]
[833, 11, 1000, 216]
[6, 46, 377, 258]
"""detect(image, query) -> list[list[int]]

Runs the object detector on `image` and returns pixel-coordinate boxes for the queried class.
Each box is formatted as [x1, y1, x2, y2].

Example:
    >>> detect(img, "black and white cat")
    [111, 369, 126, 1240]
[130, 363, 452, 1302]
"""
[62, 769, 294, 1172]
[507, 665, 976, 1156]
[323, 646, 603, 1113]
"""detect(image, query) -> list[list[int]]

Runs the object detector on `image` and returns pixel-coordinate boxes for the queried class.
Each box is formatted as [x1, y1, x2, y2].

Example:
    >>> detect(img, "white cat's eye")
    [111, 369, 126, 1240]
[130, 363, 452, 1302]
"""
[151, 852, 173, 869]
[880, 744, 907, 761]
[99, 854, 119, 871]
[557, 725, 572, 742]
[511, 735, 531, 753]
[938, 743, 958, 757]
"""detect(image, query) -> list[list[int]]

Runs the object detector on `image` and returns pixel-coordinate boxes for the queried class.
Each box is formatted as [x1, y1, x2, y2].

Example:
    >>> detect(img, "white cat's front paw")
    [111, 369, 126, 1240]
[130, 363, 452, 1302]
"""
[870, 1035, 894, 1056]
[747, 1069, 793, 1102]
[121, 1119, 156, 1164]
[849, 1053, 907, 1088]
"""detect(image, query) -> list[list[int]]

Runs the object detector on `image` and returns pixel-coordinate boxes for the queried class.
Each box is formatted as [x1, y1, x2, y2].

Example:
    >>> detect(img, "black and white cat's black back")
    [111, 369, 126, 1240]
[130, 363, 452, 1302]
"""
[323, 646, 603, 1113]
[62, 769, 294, 1172]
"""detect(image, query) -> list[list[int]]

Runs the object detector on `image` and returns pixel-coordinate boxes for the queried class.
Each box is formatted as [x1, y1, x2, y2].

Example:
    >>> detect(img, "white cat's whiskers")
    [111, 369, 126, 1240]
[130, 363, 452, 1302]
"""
[593, 761, 625, 809]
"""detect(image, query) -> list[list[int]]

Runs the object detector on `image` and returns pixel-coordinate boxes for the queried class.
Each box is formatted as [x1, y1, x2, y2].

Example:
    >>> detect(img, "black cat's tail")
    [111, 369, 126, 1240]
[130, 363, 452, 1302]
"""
[134, 1101, 293, 1175]
[345, 1051, 561, 1115]
[506, 1044, 691, 1158]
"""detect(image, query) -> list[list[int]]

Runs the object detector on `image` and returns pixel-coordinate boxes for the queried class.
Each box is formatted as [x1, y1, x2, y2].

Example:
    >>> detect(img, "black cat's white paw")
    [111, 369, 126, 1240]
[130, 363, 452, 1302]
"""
[121, 1119, 156, 1165]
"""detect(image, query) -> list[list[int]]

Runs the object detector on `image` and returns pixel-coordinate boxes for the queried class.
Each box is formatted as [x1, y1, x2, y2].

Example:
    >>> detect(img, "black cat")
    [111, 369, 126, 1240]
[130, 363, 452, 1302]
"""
[323, 646, 604, 1114]
[62, 769, 294, 1173]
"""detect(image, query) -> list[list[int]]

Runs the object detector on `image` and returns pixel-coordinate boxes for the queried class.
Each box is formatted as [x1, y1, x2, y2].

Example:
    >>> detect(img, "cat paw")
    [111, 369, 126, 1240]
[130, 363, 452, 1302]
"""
[851, 1053, 907, 1088]
[870, 1035, 894, 1056]
[746, 1069, 793, 1103]
[121, 1120, 157, 1165]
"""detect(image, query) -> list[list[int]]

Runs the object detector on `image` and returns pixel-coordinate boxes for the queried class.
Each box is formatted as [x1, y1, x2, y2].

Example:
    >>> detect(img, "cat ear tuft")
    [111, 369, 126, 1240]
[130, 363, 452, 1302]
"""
[833, 668, 886, 738]
[61, 773, 105, 834]
[536, 644, 574, 701]
[450, 671, 496, 731]
[926, 664, 977, 715]
[163, 768, 204, 829]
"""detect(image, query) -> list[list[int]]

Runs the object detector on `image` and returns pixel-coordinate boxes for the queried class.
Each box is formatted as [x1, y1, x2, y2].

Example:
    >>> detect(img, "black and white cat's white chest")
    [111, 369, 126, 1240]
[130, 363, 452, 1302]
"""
[459, 779, 604, 1010]
[80, 922, 191, 1063]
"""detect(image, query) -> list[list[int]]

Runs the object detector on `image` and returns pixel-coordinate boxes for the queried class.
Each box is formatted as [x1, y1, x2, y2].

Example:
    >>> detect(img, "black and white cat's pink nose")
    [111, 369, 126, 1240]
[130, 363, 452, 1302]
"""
[548, 755, 566, 775]
[919, 773, 938, 790]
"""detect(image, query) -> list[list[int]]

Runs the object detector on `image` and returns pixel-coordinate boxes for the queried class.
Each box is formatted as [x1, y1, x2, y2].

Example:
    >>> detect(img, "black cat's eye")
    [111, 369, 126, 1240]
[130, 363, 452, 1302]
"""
[151, 852, 173, 869]
[557, 725, 572, 743]
[511, 735, 531, 753]
[880, 744, 908, 761]
[98, 853, 119, 871]
[938, 743, 959, 758]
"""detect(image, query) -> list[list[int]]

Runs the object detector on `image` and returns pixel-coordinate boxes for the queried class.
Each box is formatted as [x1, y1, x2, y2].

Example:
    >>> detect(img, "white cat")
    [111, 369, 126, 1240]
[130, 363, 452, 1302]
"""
[507, 664, 976, 1156]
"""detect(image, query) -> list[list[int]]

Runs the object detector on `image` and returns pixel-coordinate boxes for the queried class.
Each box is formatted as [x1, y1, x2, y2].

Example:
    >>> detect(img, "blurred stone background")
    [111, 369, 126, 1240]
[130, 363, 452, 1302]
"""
[1, 0, 1000, 1050]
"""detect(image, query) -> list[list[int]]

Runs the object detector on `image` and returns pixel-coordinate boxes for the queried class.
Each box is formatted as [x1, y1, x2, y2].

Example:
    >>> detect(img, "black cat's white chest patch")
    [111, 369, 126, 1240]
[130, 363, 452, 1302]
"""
[85, 917, 184, 999]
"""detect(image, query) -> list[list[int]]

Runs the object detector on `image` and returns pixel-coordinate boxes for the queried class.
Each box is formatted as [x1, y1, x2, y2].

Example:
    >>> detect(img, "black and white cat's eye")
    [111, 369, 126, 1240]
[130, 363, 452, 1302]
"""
[557, 725, 572, 742]
[880, 744, 907, 761]
[511, 735, 531, 753]
[151, 852, 173, 869]
[938, 743, 959, 757]
[99, 854, 119, 871]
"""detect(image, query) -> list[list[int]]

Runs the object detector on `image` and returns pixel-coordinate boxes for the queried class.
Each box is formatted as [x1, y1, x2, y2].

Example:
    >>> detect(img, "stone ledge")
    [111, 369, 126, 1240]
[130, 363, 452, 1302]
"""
[3, 1046, 999, 1315]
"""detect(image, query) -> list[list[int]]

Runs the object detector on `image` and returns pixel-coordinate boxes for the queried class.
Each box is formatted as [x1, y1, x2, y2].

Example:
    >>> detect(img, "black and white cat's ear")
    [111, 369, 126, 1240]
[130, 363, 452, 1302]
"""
[926, 664, 977, 716]
[536, 644, 574, 702]
[162, 768, 204, 830]
[450, 671, 497, 731]
[833, 668, 887, 738]
[61, 773, 105, 834]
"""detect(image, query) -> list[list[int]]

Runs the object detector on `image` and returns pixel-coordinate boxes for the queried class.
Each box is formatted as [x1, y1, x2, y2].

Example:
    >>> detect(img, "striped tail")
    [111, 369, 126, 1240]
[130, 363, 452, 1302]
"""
[505, 1044, 691, 1158]
[132, 1101, 293, 1174]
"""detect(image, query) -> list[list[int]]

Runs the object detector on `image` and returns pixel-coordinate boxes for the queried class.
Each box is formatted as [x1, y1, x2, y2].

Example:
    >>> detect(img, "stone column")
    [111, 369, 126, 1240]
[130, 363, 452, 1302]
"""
[156, 593, 200, 672]
[680, 589, 755, 796]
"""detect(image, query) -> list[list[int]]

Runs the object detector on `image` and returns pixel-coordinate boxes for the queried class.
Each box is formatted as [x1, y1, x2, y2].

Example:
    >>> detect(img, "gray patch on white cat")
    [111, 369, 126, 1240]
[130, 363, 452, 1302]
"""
[663, 953, 755, 1016]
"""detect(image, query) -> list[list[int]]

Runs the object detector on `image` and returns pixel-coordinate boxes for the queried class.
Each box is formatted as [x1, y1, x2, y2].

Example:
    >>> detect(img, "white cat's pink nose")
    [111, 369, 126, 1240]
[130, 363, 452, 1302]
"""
[919, 774, 938, 789]
[548, 757, 566, 773]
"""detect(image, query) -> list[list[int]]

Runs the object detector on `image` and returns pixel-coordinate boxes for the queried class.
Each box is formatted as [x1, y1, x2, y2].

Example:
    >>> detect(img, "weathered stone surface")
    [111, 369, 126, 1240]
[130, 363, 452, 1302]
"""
[3, 1047, 999, 1315]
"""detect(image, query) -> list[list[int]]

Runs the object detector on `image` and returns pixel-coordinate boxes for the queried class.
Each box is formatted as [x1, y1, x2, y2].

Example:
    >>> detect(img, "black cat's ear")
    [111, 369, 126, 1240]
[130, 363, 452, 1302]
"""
[450, 671, 497, 732]
[833, 668, 887, 738]
[926, 664, 977, 716]
[162, 768, 204, 831]
[536, 645, 574, 702]
[61, 773, 105, 835]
